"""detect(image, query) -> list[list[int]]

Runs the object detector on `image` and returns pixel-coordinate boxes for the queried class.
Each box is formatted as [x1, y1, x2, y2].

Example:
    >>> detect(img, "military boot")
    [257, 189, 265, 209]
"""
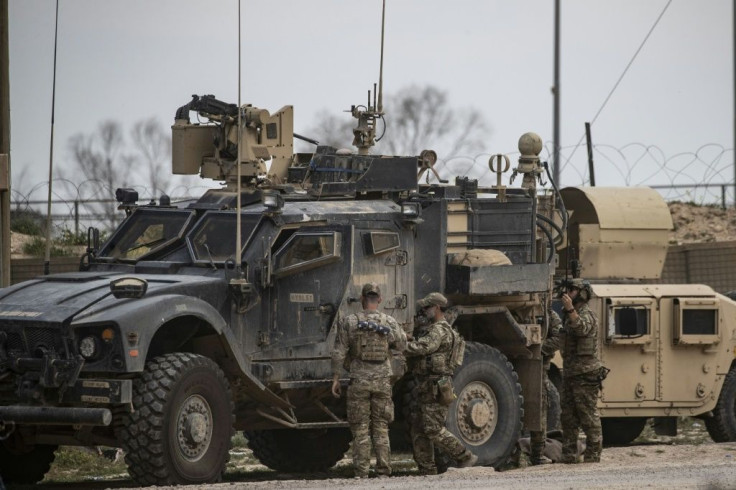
[530, 454, 553, 465]
[530, 442, 552, 465]
[560, 452, 579, 464]
[457, 450, 478, 468]
[583, 437, 602, 463]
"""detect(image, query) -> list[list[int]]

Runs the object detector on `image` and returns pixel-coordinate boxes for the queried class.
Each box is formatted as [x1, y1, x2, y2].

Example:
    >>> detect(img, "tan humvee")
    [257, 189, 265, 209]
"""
[551, 186, 736, 444]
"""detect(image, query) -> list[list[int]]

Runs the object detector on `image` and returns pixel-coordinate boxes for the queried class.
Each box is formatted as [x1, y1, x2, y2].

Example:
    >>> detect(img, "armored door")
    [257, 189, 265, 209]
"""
[268, 225, 352, 349]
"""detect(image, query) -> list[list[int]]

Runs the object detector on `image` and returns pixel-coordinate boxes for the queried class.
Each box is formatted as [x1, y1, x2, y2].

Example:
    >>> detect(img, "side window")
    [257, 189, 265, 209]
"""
[610, 306, 649, 337]
[363, 231, 400, 255]
[674, 298, 719, 344]
[605, 298, 654, 344]
[274, 232, 342, 277]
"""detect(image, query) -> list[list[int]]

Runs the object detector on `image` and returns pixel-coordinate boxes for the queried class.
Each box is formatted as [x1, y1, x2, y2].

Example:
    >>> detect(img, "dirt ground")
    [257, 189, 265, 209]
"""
[41, 442, 734, 490]
[32, 422, 736, 490]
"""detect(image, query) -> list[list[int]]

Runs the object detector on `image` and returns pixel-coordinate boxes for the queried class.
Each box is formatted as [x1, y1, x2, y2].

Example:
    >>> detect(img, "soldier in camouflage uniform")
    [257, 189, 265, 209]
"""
[331, 282, 407, 478]
[559, 278, 604, 463]
[529, 307, 564, 465]
[405, 292, 477, 475]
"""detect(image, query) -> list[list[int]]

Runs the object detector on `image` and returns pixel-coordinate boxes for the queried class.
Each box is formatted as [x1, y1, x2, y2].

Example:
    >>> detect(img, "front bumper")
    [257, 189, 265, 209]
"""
[0, 377, 131, 426]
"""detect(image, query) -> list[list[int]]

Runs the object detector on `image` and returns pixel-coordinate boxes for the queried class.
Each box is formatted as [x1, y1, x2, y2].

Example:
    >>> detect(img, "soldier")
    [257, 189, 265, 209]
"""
[405, 292, 478, 475]
[331, 282, 407, 478]
[559, 278, 604, 463]
[528, 307, 564, 465]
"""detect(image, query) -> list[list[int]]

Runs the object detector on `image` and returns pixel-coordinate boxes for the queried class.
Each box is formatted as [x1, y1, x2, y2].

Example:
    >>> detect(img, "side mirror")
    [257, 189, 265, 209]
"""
[87, 227, 100, 255]
[110, 277, 148, 299]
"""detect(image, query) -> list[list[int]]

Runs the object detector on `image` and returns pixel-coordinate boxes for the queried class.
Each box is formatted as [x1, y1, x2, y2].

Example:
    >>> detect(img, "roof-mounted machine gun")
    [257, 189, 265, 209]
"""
[171, 94, 295, 188]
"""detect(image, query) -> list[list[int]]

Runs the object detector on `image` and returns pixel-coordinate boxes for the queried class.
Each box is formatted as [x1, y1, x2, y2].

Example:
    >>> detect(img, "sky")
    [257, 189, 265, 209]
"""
[7, 0, 735, 203]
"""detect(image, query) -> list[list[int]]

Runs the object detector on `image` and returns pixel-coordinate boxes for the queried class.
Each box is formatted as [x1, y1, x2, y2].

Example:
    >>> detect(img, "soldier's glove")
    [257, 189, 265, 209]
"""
[358, 320, 390, 335]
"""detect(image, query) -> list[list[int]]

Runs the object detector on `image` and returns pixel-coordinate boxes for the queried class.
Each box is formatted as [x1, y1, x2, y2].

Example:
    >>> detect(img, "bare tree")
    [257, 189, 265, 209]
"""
[379, 85, 489, 158]
[65, 120, 130, 229]
[302, 85, 491, 168]
[130, 117, 172, 198]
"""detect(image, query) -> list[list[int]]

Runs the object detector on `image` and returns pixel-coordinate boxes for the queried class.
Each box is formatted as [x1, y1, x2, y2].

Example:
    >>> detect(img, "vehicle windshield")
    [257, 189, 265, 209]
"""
[98, 208, 195, 262]
[187, 211, 260, 263]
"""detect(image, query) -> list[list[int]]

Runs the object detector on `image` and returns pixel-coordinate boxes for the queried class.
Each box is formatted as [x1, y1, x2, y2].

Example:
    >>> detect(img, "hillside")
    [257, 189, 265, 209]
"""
[668, 202, 736, 244]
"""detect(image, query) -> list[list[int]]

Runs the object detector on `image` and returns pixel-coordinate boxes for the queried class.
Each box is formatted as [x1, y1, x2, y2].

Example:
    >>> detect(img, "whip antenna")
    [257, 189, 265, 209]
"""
[43, 0, 60, 275]
[377, 0, 385, 113]
[235, 0, 242, 274]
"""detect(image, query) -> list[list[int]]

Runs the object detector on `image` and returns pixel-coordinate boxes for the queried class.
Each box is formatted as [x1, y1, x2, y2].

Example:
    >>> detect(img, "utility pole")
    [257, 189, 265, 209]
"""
[552, 0, 561, 186]
[1, 0, 12, 287]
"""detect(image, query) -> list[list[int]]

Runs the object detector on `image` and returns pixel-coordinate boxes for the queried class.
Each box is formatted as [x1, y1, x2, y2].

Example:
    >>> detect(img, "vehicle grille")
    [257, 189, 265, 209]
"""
[5, 331, 24, 351]
[24, 327, 64, 355]
[1, 324, 65, 358]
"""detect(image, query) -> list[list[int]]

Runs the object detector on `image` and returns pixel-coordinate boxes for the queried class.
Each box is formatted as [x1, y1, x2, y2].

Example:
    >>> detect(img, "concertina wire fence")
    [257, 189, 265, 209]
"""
[9, 141, 736, 235]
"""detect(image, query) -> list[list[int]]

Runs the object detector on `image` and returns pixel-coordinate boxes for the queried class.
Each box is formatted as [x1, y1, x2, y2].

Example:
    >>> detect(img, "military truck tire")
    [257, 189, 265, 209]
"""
[245, 428, 351, 472]
[0, 440, 57, 484]
[119, 353, 234, 486]
[446, 342, 523, 468]
[705, 367, 736, 442]
[601, 417, 647, 446]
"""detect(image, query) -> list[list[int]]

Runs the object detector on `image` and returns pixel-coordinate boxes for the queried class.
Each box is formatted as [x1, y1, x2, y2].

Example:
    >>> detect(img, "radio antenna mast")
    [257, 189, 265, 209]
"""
[43, 0, 60, 275]
[235, 0, 242, 274]
[377, 0, 385, 114]
[351, 0, 386, 155]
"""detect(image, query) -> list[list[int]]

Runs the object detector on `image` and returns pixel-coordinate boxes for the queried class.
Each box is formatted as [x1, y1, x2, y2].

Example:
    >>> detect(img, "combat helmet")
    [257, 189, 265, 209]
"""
[569, 278, 593, 302]
[417, 292, 449, 309]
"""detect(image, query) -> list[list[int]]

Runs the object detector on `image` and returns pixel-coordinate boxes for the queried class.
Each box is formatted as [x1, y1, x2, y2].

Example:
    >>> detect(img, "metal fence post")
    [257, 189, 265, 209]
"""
[74, 200, 79, 236]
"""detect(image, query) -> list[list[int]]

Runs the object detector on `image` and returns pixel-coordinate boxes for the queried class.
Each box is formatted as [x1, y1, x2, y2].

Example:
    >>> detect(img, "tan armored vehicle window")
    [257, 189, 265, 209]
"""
[673, 298, 720, 345]
[274, 232, 342, 277]
[605, 298, 655, 345]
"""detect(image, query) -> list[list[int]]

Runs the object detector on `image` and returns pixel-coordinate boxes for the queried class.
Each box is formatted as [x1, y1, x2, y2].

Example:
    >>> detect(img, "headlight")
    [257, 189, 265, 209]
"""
[79, 336, 98, 359]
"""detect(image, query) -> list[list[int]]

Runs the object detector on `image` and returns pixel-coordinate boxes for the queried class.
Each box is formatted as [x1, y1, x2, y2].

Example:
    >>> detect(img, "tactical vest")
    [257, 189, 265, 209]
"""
[562, 304, 602, 376]
[418, 321, 459, 376]
[350, 313, 389, 362]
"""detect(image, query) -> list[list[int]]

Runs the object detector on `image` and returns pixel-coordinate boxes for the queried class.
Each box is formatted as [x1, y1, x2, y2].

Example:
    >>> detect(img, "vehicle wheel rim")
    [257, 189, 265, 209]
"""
[456, 380, 497, 445]
[176, 394, 213, 461]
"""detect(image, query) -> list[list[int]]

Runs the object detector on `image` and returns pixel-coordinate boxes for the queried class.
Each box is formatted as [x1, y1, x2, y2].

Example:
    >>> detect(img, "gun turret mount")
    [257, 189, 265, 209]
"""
[171, 95, 294, 189]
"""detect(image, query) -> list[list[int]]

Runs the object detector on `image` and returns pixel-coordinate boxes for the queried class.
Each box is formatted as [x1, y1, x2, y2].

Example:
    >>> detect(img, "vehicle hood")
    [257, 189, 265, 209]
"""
[0, 271, 226, 324]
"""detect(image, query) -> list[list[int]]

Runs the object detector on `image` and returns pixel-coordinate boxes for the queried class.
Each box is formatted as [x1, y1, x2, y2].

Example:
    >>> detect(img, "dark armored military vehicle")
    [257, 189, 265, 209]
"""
[0, 93, 560, 485]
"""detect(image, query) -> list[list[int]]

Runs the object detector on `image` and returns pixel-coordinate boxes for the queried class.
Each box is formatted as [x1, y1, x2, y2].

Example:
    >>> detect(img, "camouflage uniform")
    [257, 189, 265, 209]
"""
[560, 300, 603, 463]
[529, 308, 564, 464]
[331, 289, 406, 478]
[405, 293, 474, 475]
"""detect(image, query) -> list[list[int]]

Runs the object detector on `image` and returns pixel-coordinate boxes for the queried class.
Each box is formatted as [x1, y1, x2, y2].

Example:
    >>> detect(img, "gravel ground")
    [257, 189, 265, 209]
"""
[32, 440, 736, 490]
[111, 442, 736, 490]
